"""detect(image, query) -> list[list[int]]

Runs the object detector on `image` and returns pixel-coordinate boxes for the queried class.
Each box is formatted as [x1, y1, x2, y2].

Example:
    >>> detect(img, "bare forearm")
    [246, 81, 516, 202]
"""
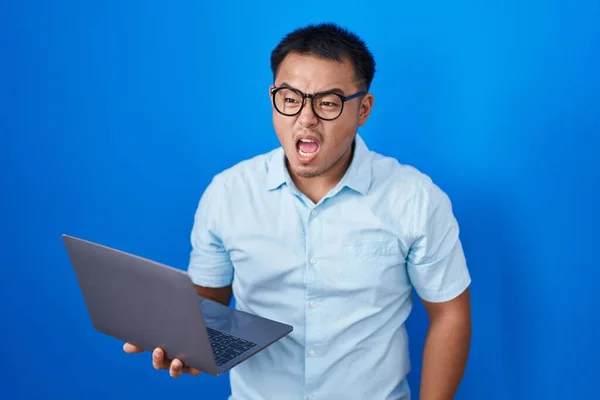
[419, 314, 471, 400]
[193, 284, 232, 306]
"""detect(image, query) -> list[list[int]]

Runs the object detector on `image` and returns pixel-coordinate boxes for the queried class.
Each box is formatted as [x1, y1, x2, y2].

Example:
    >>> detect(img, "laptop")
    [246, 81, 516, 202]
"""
[62, 234, 293, 376]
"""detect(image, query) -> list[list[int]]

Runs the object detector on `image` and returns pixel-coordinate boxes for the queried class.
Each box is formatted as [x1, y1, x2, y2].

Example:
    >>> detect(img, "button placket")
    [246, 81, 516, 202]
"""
[304, 205, 323, 394]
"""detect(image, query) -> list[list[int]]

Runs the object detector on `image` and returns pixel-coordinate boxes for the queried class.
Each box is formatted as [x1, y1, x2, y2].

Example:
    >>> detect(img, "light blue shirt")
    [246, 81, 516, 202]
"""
[188, 134, 471, 400]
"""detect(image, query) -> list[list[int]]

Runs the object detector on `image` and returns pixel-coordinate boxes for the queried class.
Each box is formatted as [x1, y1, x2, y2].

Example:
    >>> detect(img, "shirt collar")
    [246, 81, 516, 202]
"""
[266, 133, 372, 196]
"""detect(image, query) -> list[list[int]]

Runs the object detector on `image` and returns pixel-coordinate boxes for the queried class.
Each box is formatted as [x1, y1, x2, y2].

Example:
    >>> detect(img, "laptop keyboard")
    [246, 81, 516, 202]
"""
[206, 327, 258, 366]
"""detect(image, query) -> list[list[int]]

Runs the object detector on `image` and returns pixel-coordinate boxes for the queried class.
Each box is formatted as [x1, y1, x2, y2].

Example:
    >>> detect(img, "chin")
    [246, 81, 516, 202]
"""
[287, 157, 324, 178]
[295, 167, 324, 179]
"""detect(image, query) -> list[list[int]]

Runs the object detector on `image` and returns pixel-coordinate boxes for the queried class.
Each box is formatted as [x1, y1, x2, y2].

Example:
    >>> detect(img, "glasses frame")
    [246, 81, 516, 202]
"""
[270, 85, 367, 121]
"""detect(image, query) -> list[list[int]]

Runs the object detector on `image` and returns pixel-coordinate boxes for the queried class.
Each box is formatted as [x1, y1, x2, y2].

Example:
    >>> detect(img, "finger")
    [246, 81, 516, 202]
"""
[175, 364, 201, 376]
[123, 343, 144, 354]
[152, 348, 168, 370]
[170, 358, 183, 378]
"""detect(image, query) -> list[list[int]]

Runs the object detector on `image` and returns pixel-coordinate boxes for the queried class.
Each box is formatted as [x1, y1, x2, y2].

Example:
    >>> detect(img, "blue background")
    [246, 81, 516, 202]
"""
[1, 1, 598, 399]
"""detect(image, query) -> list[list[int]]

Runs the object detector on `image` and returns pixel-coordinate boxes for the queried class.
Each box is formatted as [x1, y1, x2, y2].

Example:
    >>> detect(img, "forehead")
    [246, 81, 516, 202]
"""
[275, 52, 357, 92]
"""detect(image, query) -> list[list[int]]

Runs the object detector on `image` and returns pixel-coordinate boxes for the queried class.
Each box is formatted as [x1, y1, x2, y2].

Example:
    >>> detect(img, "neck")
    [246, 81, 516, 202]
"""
[289, 142, 354, 204]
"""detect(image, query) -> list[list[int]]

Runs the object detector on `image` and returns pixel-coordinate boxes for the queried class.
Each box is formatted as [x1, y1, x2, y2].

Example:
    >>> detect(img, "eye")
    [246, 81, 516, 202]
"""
[320, 101, 338, 108]
[285, 97, 299, 103]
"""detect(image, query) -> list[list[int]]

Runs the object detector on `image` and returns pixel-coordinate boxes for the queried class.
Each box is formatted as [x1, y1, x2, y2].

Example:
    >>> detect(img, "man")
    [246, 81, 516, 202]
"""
[124, 22, 471, 400]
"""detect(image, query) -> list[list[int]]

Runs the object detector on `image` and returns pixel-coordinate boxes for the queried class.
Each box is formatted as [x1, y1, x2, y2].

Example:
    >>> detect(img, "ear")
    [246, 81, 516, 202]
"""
[358, 93, 374, 126]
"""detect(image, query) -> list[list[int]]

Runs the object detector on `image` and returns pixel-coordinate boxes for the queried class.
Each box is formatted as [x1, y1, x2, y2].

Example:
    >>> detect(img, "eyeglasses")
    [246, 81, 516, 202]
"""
[271, 86, 366, 121]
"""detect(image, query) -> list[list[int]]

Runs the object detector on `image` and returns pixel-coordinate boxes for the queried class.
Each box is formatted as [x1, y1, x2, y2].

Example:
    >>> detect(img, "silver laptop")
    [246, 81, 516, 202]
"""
[62, 234, 293, 376]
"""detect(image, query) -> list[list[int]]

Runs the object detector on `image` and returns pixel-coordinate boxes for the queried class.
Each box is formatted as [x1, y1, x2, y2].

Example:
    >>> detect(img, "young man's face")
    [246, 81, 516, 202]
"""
[270, 53, 374, 179]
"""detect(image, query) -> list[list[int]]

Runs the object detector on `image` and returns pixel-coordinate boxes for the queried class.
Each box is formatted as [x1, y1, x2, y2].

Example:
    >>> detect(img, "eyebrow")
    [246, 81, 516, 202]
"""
[279, 82, 346, 96]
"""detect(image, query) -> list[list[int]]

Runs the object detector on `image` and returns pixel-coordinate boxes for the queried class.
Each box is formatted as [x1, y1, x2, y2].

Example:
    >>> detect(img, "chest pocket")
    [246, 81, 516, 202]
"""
[334, 237, 406, 306]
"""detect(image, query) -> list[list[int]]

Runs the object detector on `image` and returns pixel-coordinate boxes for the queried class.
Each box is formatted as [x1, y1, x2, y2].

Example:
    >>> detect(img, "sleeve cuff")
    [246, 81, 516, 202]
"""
[415, 271, 472, 303]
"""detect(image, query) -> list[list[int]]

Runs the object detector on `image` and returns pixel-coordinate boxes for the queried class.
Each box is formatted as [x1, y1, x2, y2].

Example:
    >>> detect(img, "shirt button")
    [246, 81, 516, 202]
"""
[309, 257, 317, 265]
[309, 301, 316, 308]
[308, 350, 316, 357]
[311, 210, 317, 216]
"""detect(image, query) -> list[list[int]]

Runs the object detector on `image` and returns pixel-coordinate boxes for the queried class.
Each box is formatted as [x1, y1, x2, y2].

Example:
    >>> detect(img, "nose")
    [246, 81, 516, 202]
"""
[298, 97, 319, 128]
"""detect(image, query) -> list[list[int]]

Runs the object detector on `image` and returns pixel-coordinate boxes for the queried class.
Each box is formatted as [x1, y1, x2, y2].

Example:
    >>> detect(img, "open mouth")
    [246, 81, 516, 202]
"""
[296, 138, 320, 159]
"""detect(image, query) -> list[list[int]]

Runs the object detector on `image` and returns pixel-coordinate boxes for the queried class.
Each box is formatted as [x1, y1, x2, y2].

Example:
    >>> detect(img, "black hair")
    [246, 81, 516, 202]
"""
[270, 22, 376, 91]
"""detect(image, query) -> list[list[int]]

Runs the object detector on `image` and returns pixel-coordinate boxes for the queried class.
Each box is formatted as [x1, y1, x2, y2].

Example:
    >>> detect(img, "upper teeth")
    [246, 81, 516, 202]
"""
[299, 139, 315, 143]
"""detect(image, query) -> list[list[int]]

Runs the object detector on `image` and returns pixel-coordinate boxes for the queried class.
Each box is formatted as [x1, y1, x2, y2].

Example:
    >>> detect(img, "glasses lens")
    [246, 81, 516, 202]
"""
[313, 93, 343, 120]
[273, 88, 303, 116]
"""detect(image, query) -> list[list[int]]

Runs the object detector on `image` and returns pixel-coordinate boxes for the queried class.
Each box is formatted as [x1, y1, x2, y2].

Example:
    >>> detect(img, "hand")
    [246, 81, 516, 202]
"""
[123, 342, 201, 378]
